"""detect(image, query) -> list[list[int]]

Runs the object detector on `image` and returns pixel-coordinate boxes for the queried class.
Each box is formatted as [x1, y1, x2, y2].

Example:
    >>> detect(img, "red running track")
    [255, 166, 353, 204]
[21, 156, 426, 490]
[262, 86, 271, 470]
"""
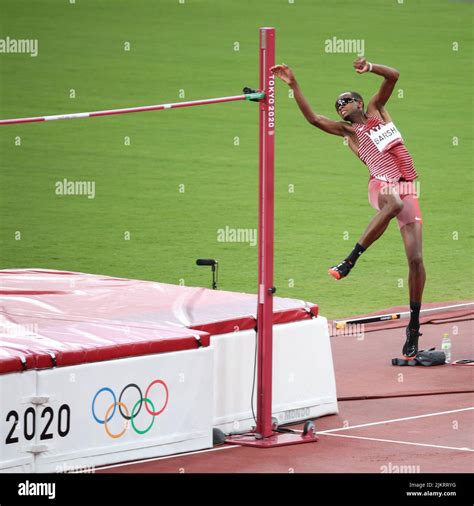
[96, 301, 473, 474]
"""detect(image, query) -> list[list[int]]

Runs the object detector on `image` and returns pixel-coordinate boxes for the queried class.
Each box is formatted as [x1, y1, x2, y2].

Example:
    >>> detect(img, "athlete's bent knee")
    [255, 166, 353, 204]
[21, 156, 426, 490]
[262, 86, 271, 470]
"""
[385, 200, 404, 218]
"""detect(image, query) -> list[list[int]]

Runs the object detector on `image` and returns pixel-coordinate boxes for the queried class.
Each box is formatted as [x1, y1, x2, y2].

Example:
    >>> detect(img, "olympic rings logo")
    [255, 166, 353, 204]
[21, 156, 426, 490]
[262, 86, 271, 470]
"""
[91, 380, 169, 438]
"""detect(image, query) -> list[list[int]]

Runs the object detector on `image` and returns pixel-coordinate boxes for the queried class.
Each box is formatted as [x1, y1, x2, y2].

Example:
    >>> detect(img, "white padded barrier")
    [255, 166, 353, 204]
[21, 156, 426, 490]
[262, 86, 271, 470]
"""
[212, 316, 338, 433]
[0, 348, 213, 472]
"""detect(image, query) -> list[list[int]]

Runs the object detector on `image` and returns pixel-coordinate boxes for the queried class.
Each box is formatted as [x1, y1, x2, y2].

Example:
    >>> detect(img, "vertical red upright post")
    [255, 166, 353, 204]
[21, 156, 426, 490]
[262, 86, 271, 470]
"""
[256, 27, 276, 438]
[225, 28, 317, 448]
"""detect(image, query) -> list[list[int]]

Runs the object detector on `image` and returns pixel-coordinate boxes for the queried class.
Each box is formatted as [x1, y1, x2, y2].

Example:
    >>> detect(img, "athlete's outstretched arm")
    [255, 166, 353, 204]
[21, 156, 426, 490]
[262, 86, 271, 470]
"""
[354, 57, 399, 110]
[271, 64, 347, 137]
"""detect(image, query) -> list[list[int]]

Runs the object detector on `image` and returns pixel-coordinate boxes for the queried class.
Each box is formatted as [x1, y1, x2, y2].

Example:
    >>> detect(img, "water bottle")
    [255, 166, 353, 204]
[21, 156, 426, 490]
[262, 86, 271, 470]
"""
[441, 332, 452, 363]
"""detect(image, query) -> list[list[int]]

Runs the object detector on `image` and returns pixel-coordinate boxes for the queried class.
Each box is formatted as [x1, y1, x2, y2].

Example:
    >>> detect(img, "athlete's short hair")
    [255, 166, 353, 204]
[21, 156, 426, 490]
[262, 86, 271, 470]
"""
[349, 91, 364, 105]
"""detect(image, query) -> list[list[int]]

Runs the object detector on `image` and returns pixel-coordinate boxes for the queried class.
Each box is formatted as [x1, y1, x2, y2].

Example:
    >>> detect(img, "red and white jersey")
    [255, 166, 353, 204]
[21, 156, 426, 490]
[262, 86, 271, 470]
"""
[352, 115, 417, 182]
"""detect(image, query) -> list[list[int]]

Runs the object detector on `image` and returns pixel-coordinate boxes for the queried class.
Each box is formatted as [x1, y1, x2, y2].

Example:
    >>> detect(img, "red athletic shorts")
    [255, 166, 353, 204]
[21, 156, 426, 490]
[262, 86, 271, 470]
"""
[368, 178, 422, 230]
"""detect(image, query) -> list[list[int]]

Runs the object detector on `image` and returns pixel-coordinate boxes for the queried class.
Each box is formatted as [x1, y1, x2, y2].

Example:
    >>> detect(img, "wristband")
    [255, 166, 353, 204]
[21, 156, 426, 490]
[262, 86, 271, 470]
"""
[368, 62, 373, 72]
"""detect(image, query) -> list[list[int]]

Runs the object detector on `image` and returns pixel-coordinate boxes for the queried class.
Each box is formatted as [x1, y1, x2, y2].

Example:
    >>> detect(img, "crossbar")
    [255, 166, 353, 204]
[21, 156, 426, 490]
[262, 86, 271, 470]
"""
[0, 92, 265, 126]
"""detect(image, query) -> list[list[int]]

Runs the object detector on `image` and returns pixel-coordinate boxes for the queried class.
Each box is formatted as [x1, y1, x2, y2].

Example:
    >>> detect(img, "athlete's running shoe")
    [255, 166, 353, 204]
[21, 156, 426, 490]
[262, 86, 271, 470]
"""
[328, 260, 352, 280]
[402, 326, 423, 358]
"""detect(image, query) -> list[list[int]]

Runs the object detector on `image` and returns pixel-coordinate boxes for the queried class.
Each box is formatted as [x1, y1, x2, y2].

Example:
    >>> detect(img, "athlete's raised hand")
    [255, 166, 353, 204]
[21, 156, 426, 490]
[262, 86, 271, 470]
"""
[353, 57, 370, 74]
[270, 64, 296, 86]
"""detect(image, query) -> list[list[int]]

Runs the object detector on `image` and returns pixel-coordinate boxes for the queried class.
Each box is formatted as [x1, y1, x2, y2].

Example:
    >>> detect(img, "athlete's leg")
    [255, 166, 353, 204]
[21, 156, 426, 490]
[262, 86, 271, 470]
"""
[358, 188, 404, 249]
[328, 188, 403, 280]
[401, 222, 426, 303]
[400, 222, 426, 357]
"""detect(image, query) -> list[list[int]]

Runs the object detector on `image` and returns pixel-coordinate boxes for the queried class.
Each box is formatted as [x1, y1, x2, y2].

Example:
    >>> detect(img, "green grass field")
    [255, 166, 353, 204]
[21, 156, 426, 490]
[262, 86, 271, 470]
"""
[1, 0, 472, 319]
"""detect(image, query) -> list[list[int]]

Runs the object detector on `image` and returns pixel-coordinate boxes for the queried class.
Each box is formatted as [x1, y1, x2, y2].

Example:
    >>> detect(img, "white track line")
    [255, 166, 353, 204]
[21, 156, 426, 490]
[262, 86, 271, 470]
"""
[90, 444, 239, 472]
[316, 407, 474, 434]
[319, 433, 473, 452]
[90, 408, 474, 472]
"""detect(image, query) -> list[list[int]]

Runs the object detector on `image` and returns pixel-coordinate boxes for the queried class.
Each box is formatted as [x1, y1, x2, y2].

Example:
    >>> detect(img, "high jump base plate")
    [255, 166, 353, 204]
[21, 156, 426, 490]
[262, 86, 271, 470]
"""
[225, 431, 318, 448]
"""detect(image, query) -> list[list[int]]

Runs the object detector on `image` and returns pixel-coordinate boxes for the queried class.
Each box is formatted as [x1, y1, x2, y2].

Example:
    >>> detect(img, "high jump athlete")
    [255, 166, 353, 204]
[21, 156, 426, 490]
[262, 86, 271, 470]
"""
[271, 58, 425, 359]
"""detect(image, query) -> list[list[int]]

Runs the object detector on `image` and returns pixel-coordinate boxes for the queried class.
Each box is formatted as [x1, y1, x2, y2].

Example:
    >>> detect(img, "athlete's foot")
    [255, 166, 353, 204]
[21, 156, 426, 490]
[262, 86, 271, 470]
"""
[402, 326, 423, 358]
[328, 260, 353, 280]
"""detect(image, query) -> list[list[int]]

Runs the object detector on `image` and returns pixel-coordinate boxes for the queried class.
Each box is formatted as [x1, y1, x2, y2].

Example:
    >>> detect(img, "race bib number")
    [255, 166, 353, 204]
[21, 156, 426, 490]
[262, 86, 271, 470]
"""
[367, 121, 403, 153]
